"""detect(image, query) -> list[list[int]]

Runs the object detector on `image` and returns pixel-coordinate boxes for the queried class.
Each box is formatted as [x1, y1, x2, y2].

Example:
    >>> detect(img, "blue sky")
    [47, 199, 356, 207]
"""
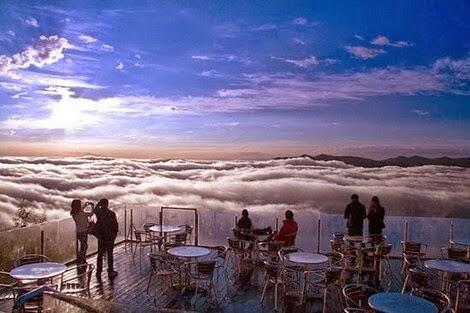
[0, 1, 469, 159]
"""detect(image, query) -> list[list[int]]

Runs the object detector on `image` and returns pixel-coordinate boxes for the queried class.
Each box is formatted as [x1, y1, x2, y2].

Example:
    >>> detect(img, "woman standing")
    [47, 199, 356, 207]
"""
[70, 199, 94, 264]
[367, 196, 385, 235]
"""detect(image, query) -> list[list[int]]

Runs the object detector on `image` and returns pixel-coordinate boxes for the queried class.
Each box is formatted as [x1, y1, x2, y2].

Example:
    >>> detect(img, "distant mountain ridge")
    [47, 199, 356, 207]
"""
[275, 154, 470, 168]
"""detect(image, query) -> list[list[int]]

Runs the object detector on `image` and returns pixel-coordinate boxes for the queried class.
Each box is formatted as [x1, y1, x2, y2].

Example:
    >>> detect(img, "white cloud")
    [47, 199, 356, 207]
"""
[0, 156, 468, 230]
[272, 56, 319, 68]
[432, 56, 470, 81]
[251, 23, 277, 31]
[199, 70, 223, 78]
[0, 35, 69, 75]
[345, 46, 386, 59]
[292, 17, 308, 25]
[371, 35, 412, 48]
[25, 17, 39, 27]
[77, 34, 98, 44]
[192, 55, 210, 60]
[412, 109, 430, 116]
[115, 61, 124, 70]
[293, 38, 307, 45]
[354, 34, 364, 41]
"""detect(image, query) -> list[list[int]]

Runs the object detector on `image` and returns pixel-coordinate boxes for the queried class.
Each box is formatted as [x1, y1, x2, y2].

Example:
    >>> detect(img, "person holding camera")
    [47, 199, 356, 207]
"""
[70, 199, 95, 264]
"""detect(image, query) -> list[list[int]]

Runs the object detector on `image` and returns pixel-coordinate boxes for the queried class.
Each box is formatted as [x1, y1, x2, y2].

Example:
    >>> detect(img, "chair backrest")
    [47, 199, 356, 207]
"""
[0, 271, 16, 290]
[331, 239, 343, 252]
[227, 237, 240, 250]
[15, 254, 49, 267]
[342, 284, 376, 308]
[264, 262, 283, 279]
[333, 232, 345, 240]
[376, 243, 392, 256]
[60, 263, 94, 293]
[213, 246, 228, 259]
[267, 241, 283, 253]
[370, 234, 385, 245]
[331, 251, 345, 267]
[143, 223, 156, 232]
[412, 288, 451, 313]
[174, 233, 187, 243]
[134, 230, 143, 242]
[445, 247, 467, 261]
[325, 267, 343, 285]
[197, 261, 216, 275]
[403, 241, 422, 254]
[344, 308, 366, 313]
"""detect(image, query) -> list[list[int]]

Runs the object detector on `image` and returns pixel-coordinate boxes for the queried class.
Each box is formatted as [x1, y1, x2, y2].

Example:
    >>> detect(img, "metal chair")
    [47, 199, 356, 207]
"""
[186, 261, 218, 307]
[342, 283, 377, 310]
[13, 284, 57, 313]
[401, 266, 429, 293]
[411, 287, 451, 313]
[260, 261, 285, 311]
[227, 237, 251, 277]
[179, 224, 194, 244]
[147, 252, 179, 295]
[59, 263, 94, 297]
[344, 308, 367, 313]
[315, 267, 344, 313]
[132, 228, 155, 268]
[441, 246, 467, 261]
[0, 271, 18, 302]
[14, 254, 49, 268]
[455, 279, 470, 313]
[401, 241, 427, 274]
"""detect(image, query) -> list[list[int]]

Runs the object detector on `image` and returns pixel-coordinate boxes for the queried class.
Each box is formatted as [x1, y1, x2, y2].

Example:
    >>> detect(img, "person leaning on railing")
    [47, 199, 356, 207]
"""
[70, 199, 95, 265]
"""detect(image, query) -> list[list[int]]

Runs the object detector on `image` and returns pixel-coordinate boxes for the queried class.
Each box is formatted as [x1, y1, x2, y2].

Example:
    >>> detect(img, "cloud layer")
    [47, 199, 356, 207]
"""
[0, 156, 468, 230]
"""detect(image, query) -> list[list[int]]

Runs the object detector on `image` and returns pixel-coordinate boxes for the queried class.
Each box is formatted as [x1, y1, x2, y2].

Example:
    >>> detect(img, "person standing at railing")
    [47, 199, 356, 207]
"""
[344, 194, 367, 236]
[94, 199, 118, 280]
[367, 196, 385, 235]
[70, 199, 95, 264]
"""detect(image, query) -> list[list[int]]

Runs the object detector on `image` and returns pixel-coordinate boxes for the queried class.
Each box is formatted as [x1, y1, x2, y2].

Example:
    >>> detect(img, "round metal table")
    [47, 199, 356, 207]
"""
[368, 292, 438, 313]
[167, 246, 211, 258]
[286, 252, 329, 265]
[424, 259, 470, 273]
[10, 262, 67, 280]
[149, 225, 183, 234]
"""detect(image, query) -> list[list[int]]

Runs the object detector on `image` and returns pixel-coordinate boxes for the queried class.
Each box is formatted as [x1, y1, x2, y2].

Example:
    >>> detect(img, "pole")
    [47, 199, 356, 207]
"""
[124, 209, 128, 251]
[159, 208, 164, 238]
[275, 218, 279, 232]
[195, 211, 199, 246]
[317, 218, 321, 253]
[450, 222, 454, 243]
[235, 216, 238, 228]
[130, 209, 134, 250]
[40, 229, 45, 256]
[403, 220, 409, 242]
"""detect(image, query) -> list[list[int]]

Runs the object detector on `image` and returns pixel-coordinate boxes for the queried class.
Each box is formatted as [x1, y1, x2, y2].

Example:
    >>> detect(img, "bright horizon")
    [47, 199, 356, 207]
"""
[1, 1, 469, 159]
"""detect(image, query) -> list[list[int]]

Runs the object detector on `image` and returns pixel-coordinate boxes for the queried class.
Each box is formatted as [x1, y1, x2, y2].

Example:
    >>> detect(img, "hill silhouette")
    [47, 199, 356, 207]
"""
[275, 154, 470, 168]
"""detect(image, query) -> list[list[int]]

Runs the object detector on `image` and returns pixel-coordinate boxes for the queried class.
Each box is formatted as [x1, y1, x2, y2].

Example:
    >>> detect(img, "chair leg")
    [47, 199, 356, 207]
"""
[260, 281, 269, 305]
[147, 271, 154, 295]
[322, 287, 328, 313]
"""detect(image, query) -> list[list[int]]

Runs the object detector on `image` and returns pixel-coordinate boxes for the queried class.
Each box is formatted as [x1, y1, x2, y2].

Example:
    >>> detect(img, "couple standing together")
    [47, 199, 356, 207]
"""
[344, 194, 386, 236]
[70, 199, 118, 279]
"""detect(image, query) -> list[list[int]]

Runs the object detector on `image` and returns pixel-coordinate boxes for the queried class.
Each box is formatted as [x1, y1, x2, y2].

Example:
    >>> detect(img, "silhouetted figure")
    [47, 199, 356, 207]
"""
[70, 199, 94, 264]
[368, 196, 385, 235]
[273, 210, 298, 246]
[237, 209, 253, 231]
[344, 194, 367, 236]
[94, 199, 118, 279]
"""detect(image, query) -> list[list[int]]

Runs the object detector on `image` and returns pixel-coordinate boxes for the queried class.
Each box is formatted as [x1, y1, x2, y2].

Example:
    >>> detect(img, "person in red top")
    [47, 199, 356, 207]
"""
[274, 210, 298, 246]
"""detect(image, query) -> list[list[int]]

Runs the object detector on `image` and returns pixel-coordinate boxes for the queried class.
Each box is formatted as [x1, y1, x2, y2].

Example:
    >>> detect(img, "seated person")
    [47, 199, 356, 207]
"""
[273, 210, 298, 246]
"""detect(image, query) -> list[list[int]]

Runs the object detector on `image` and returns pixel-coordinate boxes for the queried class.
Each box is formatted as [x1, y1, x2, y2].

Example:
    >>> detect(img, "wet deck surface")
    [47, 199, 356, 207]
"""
[1, 242, 406, 313]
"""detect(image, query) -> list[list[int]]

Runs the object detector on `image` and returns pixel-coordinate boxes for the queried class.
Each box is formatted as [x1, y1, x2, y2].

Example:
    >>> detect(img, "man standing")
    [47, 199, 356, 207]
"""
[94, 199, 118, 279]
[344, 194, 367, 236]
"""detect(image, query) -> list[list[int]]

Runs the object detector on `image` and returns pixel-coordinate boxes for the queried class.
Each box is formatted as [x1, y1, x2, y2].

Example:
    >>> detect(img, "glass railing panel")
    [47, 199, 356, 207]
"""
[0, 224, 42, 270]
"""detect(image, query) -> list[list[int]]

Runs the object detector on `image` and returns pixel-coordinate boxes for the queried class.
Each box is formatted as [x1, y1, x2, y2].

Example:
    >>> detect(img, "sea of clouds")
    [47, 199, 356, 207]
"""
[0, 156, 469, 230]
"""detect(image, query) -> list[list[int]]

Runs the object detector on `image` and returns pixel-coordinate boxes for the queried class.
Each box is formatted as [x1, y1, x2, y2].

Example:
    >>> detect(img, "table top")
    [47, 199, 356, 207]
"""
[286, 252, 329, 265]
[368, 292, 437, 313]
[167, 246, 211, 258]
[10, 262, 67, 280]
[343, 235, 372, 243]
[424, 259, 470, 273]
[451, 238, 470, 246]
[149, 225, 183, 233]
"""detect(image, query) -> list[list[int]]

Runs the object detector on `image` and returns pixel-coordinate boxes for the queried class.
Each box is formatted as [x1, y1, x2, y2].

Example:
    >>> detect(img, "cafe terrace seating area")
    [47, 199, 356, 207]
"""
[0, 207, 469, 312]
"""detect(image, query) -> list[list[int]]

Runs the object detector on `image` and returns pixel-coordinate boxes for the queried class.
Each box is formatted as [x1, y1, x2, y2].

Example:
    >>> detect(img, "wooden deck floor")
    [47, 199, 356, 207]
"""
[1, 242, 405, 313]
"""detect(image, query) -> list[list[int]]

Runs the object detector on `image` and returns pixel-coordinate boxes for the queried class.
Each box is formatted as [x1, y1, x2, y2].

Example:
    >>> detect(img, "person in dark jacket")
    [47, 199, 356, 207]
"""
[367, 196, 385, 235]
[237, 209, 253, 231]
[94, 199, 118, 279]
[344, 194, 367, 236]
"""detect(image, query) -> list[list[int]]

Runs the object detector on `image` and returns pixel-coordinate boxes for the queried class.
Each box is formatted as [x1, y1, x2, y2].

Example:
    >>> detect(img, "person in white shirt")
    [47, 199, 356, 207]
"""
[70, 199, 94, 264]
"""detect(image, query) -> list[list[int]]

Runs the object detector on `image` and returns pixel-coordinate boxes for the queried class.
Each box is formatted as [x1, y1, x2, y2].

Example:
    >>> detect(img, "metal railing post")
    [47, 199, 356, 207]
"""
[130, 209, 134, 250]
[235, 216, 238, 228]
[124, 209, 128, 251]
[450, 221, 454, 242]
[403, 220, 409, 242]
[275, 218, 279, 232]
[159, 208, 164, 238]
[195, 211, 199, 246]
[317, 218, 321, 253]
[40, 229, 45, 256]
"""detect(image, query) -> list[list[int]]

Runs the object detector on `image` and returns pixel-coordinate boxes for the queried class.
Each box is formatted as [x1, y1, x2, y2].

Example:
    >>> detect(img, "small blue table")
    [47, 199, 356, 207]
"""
[368, 292, 437, 313]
